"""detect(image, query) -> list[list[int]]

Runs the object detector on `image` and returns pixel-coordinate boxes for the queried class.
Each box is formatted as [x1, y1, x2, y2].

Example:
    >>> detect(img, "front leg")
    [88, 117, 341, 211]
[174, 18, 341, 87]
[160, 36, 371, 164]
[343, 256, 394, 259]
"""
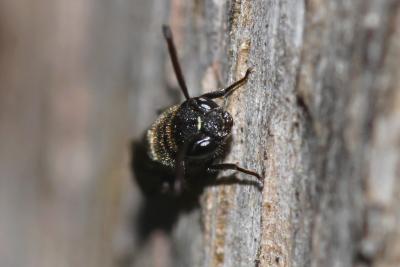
[173, 155, 186, 195]
[208, 163, 263, 181]
[199, 68, 253, 99]
[172, 142, 192, 195]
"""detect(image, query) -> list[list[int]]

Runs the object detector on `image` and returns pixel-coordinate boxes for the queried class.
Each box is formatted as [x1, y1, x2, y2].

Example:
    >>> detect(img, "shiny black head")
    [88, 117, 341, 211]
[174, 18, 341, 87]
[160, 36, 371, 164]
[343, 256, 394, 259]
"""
[173, 97, 232, 159]
[143, 25, 263, 195]
[162, 25, 253, 162]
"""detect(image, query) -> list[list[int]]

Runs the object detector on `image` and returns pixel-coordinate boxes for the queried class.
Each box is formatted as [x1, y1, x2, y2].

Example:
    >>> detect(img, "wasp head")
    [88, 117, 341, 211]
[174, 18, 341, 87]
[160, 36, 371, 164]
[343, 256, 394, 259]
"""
[173, 97, 232, 159]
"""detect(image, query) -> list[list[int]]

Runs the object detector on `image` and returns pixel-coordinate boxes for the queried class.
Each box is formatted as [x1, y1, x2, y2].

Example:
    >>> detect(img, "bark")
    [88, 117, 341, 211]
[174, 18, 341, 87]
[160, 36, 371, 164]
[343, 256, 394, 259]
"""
[142, 0, 400, 267]
[1, 0, 399, 267]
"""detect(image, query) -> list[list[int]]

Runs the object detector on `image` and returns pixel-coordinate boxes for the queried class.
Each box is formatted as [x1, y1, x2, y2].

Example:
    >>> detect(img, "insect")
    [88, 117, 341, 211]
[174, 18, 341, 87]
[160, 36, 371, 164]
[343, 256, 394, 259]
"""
[138, 25, 262, 195]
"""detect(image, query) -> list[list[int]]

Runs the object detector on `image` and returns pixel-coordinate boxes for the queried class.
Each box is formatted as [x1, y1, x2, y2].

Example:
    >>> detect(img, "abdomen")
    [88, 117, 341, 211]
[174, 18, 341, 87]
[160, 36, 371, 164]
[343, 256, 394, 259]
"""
[146, 105, 179, 168]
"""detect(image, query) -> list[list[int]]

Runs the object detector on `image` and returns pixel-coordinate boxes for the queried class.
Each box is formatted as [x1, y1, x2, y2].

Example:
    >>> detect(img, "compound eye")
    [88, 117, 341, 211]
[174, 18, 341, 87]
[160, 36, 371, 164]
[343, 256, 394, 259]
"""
[187, 136, 217, 158]
[195, 98, 218, 112]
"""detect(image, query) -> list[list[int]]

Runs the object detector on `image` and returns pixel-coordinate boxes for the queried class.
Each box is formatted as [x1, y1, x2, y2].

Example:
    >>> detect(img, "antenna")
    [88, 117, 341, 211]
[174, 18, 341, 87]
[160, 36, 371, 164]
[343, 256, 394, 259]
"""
[162, 25, 190, 100]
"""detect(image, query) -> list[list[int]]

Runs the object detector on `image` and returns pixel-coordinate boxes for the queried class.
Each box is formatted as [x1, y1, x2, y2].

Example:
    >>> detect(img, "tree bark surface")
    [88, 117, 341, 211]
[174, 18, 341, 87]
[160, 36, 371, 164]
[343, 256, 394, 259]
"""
[160, 1, 400, 267]
[2, 0, 398, 267]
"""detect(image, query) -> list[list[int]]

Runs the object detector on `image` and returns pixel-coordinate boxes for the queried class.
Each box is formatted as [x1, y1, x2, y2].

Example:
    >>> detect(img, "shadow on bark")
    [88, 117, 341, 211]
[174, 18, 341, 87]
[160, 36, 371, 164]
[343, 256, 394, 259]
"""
[130, 139, 263, 242]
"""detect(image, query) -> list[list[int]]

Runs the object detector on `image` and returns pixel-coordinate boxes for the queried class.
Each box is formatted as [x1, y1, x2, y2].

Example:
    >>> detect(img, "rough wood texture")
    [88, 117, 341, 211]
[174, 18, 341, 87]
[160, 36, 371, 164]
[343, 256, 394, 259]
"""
[2, 0, 398, 266]
[160, 0, 400, 267]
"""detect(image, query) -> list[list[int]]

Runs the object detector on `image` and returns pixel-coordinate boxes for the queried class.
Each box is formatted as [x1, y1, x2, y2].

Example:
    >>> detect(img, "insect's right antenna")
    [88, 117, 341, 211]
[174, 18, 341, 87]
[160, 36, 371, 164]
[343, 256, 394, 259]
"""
[162, 25, 190, 100]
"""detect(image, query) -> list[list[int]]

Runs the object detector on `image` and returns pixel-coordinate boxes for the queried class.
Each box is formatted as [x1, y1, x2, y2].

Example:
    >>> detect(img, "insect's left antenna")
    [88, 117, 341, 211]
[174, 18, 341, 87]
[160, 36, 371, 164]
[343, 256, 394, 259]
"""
[162, 25, 190, 100]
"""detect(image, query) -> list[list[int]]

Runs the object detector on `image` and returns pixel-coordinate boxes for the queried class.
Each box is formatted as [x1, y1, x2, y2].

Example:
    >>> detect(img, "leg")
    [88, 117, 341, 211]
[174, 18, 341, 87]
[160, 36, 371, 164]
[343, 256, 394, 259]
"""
[162, 25, 190, 100]
[199, 68, 253, 99]
[212, 176, 263, 191]
[208, 163, 263, 181]
[172, 159, 185, 194]
[173, 141, 191, 194]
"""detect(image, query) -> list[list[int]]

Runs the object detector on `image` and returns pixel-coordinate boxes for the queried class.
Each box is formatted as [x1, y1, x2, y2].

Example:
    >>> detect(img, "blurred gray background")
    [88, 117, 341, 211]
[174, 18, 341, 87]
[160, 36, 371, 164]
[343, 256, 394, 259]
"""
[0, 0, 181, 266]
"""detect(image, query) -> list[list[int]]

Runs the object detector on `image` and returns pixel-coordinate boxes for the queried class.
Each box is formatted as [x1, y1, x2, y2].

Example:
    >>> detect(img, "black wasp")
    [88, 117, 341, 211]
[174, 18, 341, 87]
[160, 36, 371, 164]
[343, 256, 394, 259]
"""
[133, 25, 262, 196]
